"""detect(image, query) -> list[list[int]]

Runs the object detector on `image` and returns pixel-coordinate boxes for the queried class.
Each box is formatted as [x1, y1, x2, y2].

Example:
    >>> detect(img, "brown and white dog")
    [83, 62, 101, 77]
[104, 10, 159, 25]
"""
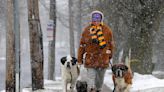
[112, 63, 133, 92]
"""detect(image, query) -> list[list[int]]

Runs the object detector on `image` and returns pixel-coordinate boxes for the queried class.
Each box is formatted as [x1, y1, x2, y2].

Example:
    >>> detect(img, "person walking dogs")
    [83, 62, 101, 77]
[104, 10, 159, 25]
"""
[77, 10, 115, 92]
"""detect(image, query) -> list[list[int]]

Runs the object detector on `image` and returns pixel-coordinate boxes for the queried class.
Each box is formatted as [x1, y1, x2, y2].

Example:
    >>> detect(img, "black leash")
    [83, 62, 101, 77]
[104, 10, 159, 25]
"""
[109, 61, 113, 67]
[70, 72, 73, 83]
[113, 87, 115, 92]
[109, 61, 116, 92]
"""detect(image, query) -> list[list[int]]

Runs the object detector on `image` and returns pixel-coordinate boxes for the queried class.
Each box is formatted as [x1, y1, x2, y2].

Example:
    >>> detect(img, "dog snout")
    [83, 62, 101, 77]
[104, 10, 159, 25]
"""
[116, 69, 122, 77]
[67, 62, 71, 67]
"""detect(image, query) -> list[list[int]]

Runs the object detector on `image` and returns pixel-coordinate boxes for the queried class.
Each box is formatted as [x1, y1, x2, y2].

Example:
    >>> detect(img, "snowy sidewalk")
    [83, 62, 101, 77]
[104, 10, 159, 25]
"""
[22, 79, 112, 92]
[1, 70, 164, 92]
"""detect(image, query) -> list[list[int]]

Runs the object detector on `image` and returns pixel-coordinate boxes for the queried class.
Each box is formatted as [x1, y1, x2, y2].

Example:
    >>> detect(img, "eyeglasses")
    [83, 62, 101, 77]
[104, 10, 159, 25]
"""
[92, 13, 102, 22]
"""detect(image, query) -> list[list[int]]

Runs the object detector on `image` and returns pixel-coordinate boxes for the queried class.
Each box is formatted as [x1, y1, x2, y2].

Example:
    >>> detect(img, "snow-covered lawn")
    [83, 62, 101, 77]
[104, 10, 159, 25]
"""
[104, 70, 164, 92]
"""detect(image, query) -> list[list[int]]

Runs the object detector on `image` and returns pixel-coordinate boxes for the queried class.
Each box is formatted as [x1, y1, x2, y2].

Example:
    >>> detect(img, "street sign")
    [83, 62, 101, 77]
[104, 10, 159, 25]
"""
[47, 20, 54, 41]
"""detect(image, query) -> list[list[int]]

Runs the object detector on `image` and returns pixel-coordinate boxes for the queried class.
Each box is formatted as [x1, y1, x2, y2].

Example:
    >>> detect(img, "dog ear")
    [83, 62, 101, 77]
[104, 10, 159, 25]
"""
[72, 57, 77, 65]
[61, 57, 66, 65]
[112, 65, 116, 72]
[124, 65, 128, 71]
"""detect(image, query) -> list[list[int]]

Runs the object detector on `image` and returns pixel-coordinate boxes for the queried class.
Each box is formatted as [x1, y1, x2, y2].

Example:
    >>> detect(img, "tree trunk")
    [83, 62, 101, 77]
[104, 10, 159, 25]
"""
[129, 1, 162, 74]
[48, 0, 56, 81]
[130, 17, 157, 74]
[27, 0, 44, 90]
[6, 0, 16, 91]
[69, 0, 75, 57]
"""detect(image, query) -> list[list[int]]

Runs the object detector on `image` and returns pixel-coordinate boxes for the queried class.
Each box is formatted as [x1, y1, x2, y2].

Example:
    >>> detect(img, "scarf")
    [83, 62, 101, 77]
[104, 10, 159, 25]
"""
[89, 23, 106, 49]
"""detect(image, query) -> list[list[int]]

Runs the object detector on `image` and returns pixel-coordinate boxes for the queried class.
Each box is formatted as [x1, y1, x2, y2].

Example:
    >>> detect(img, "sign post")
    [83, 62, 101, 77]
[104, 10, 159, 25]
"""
[13, 0, 20, 91]
[47, 20, 56, 80]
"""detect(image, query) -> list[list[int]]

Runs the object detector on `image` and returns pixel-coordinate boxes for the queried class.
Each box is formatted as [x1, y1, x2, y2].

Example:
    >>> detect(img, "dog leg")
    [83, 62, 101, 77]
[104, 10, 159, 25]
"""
[114, 87, 120, 92]
[70, 85, 74, 92]
[63, 81, 67, 92]
[70, 80, 76, 92]
[89, 88, 96, 92]
[123, 85, 131, 92]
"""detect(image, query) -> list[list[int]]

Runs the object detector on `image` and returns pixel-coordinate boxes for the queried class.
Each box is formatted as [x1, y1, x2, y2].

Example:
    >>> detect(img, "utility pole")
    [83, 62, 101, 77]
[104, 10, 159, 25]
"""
[69, 0, 75, 57]
[27, 0, 44, 90]
[13, 0, 21, 92]
[48, 0, 56, 81]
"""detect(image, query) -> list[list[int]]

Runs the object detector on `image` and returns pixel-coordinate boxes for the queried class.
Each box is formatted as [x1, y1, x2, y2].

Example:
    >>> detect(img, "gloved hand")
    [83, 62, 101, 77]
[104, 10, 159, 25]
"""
[106, 49, 112, 54]
[106, 49, 112, 59]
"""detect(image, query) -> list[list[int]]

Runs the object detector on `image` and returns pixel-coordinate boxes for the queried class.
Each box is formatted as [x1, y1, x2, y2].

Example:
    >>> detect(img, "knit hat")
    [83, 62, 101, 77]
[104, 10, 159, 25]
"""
[91, 10, 104, 22]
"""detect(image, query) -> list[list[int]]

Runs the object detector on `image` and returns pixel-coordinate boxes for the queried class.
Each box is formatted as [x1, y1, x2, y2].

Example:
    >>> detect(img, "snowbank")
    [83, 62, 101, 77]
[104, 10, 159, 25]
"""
[0, 57, 5, 60]
[22, 78, 63, 92]
[104, 70, 164, 92]
[1, 78, 62, 92]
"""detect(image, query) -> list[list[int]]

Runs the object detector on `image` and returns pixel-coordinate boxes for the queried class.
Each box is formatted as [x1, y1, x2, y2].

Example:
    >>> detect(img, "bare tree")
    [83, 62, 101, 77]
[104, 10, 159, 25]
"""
[27, 0, 44, 90]
[48, 0, 56, 80]
[126, 0, 164, 74]
[99, 0, 164, 74]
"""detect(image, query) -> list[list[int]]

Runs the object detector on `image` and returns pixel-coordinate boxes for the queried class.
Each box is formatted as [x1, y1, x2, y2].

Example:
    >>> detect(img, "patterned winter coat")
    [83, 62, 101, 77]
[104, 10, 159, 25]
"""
[78, 24, 115, 68]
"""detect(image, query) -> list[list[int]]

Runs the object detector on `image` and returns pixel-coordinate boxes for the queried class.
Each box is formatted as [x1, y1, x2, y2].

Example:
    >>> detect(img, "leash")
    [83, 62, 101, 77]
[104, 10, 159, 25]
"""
[70, 72, 73, 83]
[113, 87, 115, 92]
[109, 60, 113, 67]
[109, 60, 116, 92]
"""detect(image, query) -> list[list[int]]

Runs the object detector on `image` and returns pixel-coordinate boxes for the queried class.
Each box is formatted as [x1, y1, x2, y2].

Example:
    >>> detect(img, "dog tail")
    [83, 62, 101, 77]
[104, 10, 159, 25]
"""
[118, 49, 124, 63]
[125, 48, 134, 77]
[125, 48, 131, 68]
